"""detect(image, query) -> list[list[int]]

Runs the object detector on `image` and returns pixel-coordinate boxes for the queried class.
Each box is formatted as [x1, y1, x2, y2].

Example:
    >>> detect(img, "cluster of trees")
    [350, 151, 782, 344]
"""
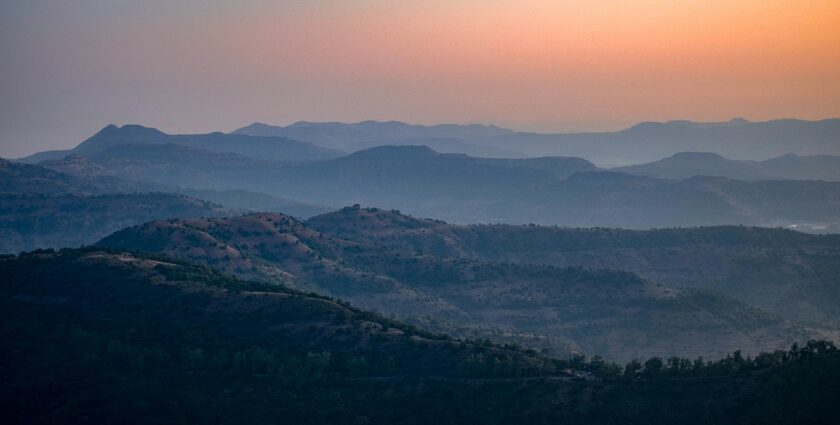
[574, 340, 839, 379]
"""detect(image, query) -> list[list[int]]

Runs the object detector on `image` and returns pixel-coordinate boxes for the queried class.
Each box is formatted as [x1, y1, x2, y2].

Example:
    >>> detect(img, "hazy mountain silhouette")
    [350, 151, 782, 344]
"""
[23, 136, 840, 231]
[233, 120, 517, 156]
[231, 118, 840, 166]
[224, 147, 840, 231]
[615, 152, 840, 181]
[19, 124, 342, 163]
[486, 118, 840, 166]
[20, 118, 840, 166]
[38, 149, 330, 217]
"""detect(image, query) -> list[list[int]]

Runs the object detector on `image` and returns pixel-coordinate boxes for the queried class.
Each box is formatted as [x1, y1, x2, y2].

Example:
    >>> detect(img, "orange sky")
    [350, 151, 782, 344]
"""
[1, 0, 839, 156]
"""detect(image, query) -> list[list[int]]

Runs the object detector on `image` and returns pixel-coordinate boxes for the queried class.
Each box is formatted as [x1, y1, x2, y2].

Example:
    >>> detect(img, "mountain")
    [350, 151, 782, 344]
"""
[615, 152, 840, 181]
[21, 118, 840, 167]
[232, 120, 517, 155]
[33, 142, 840, 231]
[19, 124, 343, 163]
[486, 118, 840, 167]
[37, 147, 329, 218]
[3, 248, 838, 424]
[242, 148, 840, 231]
[341, 136, 527, 158]
[98, 211, 813, 361]
[307, 208, 840, 327]
[78, 142, 281, 191]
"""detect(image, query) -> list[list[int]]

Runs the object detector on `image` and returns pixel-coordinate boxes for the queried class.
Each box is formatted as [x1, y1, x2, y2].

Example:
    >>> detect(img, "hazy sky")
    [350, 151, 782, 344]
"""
[1, 0, 839, 157]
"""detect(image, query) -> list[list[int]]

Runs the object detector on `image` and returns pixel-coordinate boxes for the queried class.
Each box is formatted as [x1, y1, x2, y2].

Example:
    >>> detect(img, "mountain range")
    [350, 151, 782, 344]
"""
[614, 152, 840, 181]
[21, 124, 840, 232]
[20, 124, 342, 164]
[4, 118, 840, 423]
[233, 118, 840, 166]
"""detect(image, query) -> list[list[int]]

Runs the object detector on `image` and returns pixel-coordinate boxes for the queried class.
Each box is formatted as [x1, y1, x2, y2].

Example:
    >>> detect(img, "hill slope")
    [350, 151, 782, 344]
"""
[0, 159, 233, 253]
[98, 212, 813, 360]
[307, 207, 840, 327]
[0, 193, 231, 254]
[2, 249, 838, 424]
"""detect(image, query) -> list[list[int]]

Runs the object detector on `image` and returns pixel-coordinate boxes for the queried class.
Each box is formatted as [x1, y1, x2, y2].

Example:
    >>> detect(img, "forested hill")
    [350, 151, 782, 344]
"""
[98, 212, 814, 361]
[307, 207, 840, 327]
[1, 248, 838, 424]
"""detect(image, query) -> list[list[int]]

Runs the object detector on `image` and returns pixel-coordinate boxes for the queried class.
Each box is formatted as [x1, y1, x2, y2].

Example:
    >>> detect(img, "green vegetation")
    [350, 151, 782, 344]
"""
[308, 207, 840, 327]
[1, 249, 838, 424]
[99, 212, 816, 360]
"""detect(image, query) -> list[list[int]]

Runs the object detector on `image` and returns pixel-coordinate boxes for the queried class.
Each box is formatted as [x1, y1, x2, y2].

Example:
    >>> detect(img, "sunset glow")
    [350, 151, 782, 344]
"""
[1, 0, 839, 156]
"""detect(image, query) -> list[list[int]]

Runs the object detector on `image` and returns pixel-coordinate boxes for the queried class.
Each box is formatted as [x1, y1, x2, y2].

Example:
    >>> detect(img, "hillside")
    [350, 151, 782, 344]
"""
[98, 212, 813, 361]
[614, 152, 840, 181]
[0, 193, 231, 254]
[2, 249, 838, 424]
[1, 157, 146, 195]
[307, 207, 840, 326]
[1, 159, 240, 254]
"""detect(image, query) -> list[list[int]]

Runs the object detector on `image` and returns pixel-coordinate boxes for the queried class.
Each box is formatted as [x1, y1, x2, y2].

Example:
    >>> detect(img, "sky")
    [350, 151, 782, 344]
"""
[1, 0, 839, 158]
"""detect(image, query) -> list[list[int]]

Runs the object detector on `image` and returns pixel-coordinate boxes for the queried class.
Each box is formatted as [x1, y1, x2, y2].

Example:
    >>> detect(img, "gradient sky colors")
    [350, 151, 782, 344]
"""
[1, 0, 839, 157]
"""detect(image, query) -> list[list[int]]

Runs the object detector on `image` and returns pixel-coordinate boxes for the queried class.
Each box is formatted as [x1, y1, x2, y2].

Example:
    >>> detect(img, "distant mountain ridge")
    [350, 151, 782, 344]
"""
[233, 120, 521, 158]
[231, 118, 840, 166]
[19, 124, 342, 163]
[21, 139, 840, 231]
[486, 118, 840, 166]
[614, 152, 840, 181]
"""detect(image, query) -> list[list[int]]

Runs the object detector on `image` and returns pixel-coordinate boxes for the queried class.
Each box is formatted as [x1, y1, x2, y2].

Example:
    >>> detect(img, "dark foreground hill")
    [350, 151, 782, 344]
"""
[1, 249, 838, 424]
[98, 212, 814, 361]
